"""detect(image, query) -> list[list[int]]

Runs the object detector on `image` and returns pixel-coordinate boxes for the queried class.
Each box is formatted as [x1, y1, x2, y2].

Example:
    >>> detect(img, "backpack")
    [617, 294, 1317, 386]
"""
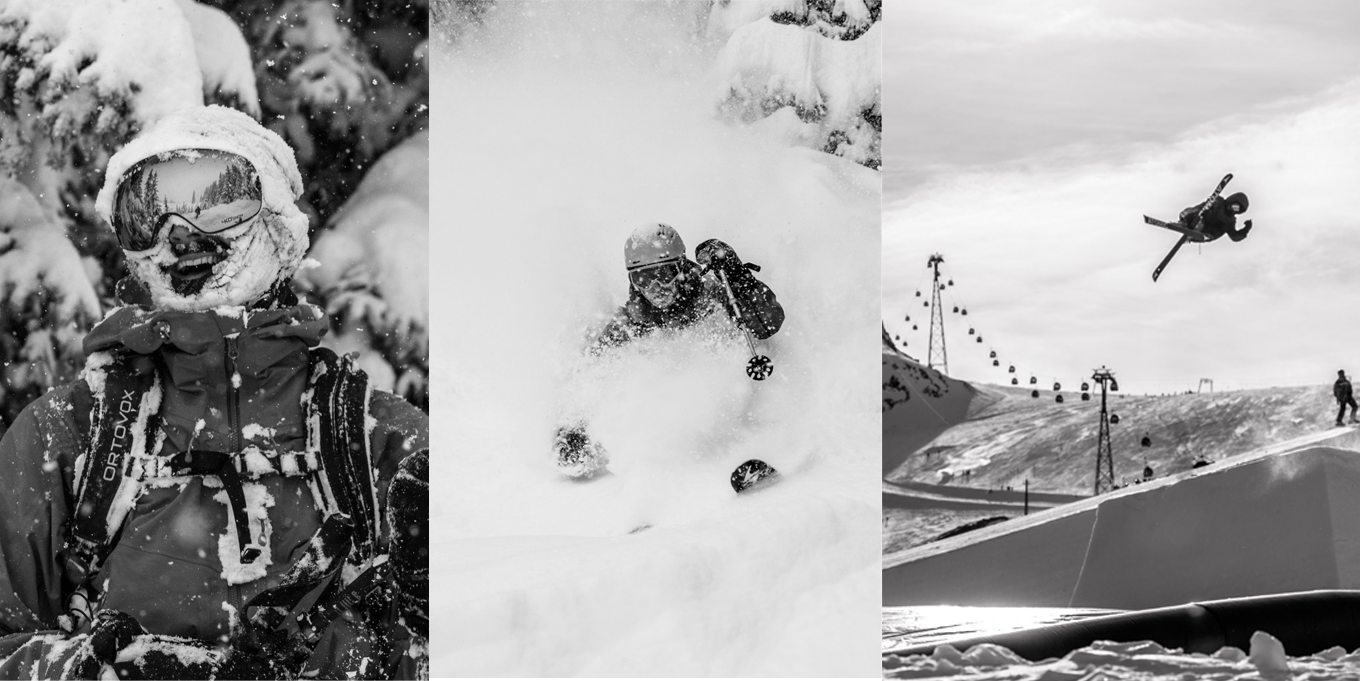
[62, 346, 380, 590]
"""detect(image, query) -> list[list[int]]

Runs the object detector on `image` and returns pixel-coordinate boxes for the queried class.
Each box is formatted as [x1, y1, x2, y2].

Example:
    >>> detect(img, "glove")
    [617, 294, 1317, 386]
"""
[553, 422, 609, 478]
[388, 449, 430, 638]
[1243, 219, 1253, 231]
[67, 610, 222, 680]
[694, 239, 742, 273]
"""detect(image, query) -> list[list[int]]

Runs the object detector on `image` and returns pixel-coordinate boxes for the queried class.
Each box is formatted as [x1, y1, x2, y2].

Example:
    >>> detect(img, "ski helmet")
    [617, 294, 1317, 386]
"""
[625, 223, 685, 270]
[1225, 192, 1249, 213]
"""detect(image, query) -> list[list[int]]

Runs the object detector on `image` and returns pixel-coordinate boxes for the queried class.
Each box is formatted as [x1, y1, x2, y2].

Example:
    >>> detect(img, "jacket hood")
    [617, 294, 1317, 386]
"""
[1224, 192, 1249, 212]
[95, 105, 312, 311]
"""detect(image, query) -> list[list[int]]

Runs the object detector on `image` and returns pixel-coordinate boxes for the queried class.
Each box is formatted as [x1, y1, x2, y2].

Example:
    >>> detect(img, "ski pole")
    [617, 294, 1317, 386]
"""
[714, 267, 773, 381]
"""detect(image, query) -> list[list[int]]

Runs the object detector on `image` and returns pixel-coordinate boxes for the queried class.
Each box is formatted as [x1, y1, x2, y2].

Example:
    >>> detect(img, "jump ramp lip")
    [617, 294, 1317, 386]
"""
[885, 425, 1360, 570]
[884, 589, 1360, 661]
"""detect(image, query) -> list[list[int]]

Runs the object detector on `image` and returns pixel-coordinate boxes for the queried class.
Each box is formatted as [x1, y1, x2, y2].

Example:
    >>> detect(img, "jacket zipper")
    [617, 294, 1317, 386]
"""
[225, 335, 245, 618]
[226, 336, 241, 456]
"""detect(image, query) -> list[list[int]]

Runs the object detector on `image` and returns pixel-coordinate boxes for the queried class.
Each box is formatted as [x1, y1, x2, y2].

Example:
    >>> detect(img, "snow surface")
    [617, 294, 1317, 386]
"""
[438, 3, 878, 676]
[883, 634, 1360, 680]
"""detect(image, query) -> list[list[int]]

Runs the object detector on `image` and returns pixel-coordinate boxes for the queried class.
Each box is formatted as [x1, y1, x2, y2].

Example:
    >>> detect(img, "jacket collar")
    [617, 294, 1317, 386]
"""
[84, 303, 329, 357]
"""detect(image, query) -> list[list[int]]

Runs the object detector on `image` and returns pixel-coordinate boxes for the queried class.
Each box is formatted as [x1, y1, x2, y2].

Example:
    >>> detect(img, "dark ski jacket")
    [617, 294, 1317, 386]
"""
[1336, 376, 1353, 402]
[590, 256, 784, 352]
[1179, 192, 1251, 242]
[0, 303, 427, 679]
[592, 259, 722, 350]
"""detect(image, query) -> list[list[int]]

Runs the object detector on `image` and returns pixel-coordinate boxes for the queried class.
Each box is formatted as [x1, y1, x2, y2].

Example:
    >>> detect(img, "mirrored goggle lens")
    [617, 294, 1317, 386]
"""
[629, 262, 681, 289]
[112, 149, 263, 251]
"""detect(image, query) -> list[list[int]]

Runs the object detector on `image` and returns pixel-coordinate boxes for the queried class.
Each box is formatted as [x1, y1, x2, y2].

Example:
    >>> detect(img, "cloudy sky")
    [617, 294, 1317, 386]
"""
[883, 0, 1360, 395]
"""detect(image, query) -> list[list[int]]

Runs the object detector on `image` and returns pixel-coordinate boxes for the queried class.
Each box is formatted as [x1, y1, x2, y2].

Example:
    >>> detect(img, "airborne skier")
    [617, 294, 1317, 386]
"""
[555, 222, 784, 479]
[0, 106, 428, 679]
[1144, 174, 1253, 281]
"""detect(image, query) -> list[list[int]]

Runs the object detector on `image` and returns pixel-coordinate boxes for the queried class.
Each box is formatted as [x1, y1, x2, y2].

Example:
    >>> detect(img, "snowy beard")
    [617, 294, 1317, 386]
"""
[639, 281, 678, 309]
[126, 213, 306, 311]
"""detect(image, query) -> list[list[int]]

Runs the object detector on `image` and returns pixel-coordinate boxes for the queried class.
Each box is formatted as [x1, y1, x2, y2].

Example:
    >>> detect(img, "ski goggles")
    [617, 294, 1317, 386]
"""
[628, 261, 681, 290]
[111, 149, 264, 252]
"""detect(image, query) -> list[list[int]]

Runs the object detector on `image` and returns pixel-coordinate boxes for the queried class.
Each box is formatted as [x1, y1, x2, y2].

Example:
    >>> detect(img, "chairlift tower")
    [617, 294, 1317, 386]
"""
[926, 254, 948, 374]
[1091, 367, 1118, 495]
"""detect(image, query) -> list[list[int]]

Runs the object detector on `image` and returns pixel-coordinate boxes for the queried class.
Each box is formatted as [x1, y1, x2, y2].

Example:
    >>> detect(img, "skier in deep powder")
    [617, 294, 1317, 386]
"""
[555, 222, 785, 478]
[0, 106, 429, 679]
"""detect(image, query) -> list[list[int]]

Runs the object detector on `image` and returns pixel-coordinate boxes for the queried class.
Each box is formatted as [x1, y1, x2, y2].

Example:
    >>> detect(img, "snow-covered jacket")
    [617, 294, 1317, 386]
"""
[591, 251, 785, 351]
[0, 302, 427, 678]
[591, 259, 727, 350]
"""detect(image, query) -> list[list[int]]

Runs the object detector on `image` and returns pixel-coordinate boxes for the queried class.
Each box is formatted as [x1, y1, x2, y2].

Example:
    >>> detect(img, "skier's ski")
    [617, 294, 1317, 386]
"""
[730, 459, 779, 493]
[1152, 234, 1189, 282]
[1191, 173, 1233, 229]
[1143, 215, 1212, 242]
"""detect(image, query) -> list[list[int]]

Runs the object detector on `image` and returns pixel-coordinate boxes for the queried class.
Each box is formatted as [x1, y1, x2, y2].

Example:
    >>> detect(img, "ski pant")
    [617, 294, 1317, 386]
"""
[1338, 396, 1357, 424]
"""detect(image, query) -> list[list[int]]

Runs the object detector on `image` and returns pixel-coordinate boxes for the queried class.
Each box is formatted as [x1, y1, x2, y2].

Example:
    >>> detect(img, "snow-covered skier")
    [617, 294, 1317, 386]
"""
[1335, 370, 1357, 427]
[0, 106, 428, 679]
[555, 222, 784, 477]
[1178, 191, 1253, 242]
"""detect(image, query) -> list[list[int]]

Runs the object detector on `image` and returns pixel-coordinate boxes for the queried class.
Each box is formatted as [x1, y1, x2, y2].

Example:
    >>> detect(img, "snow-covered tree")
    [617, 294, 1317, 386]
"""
[295, 130, 429, 409]
[709, 0, 881, 169]
[205, 0, 429, 223]
[0, 0, 211, 430]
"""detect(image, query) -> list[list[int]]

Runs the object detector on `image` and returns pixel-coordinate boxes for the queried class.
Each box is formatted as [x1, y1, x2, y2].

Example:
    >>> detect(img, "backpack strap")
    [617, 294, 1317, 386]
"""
[62, 347, 379, 588]
[63, 353, 161, 585]
[303, 347, 380, 562]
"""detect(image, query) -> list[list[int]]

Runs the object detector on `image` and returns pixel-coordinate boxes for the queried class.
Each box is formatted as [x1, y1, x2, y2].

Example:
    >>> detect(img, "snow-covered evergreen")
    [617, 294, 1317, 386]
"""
[710, 0, 881, 168]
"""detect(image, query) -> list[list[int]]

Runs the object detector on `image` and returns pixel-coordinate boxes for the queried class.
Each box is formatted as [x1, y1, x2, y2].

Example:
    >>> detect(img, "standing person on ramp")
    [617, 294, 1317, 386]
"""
[555, 222, 784, 489]
[1335, 370, 1358, 427]
[0, 106, 429, 680]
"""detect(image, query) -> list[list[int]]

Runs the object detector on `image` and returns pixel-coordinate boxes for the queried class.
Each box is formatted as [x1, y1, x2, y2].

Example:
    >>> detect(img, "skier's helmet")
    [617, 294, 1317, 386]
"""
[625, 223, 686, 309]
[625, 223, 685, 270]
[1225, 192, 1249, 213]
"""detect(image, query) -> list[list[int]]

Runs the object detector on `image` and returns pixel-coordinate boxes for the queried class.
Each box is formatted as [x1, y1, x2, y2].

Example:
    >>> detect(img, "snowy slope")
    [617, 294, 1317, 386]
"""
[436, 3, 879, 677]
[888, 378, 1340, 494]
[882, 349, 977, 474]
